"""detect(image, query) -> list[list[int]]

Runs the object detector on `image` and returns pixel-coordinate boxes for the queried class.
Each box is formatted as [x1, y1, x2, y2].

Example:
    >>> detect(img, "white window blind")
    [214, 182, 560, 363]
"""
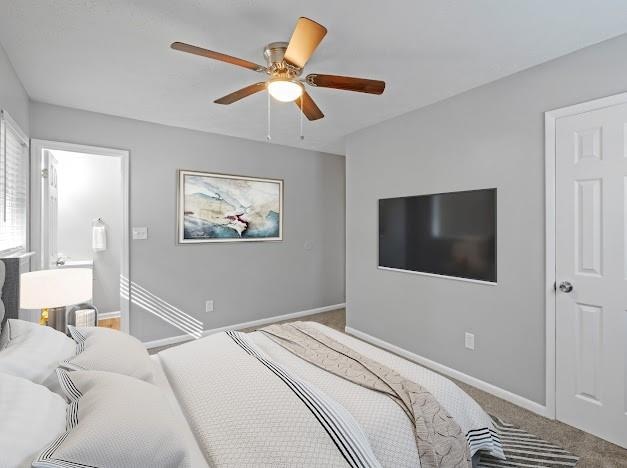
[0, 110, 29, 254]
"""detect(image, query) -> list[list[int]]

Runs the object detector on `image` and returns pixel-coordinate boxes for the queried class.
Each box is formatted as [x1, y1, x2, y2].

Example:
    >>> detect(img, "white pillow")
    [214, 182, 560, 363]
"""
[0, 372, 66, 468]
[61, 325, 154, 382]
[33, 369, 189, 468]
[0, 319, 75, 388]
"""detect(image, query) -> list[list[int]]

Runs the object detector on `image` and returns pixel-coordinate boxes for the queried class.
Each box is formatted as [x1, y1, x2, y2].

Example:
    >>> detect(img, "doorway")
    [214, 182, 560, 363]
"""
[546, 93, 627, 448]
[30, 140, 130, 333]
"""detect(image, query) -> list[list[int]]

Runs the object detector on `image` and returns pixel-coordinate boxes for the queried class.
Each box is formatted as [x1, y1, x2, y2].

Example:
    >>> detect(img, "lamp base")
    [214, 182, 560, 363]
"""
[40, 307, 68, 332]
[39, 308, 48, 326]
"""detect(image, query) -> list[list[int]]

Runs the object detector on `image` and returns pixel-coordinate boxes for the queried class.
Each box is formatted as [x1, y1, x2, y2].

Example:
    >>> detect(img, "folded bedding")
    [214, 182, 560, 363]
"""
[253, 322, 504, 465]
[260, 322, 471, 467]
[159, 321, 504, 468]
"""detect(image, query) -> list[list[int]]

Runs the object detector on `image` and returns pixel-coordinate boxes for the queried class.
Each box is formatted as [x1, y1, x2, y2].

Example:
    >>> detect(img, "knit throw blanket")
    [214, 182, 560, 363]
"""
[260, 321, 471, 468]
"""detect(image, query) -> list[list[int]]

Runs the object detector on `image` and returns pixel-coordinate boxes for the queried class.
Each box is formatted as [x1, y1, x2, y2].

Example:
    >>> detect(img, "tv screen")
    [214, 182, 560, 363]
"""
[378, 189, 496, 282]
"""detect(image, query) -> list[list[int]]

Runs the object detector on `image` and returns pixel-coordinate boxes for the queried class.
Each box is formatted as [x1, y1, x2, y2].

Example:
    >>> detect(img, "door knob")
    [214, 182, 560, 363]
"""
[559, 281, 574, 293]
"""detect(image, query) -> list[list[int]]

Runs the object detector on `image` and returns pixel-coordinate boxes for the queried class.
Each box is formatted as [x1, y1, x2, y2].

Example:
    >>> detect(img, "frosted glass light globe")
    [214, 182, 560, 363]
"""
[267, 80, 303, 102]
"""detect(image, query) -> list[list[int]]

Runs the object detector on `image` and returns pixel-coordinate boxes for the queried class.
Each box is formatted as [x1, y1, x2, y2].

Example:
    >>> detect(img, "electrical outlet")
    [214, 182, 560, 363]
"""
[205, 300, 214, 313]
[132, 227, 148, 240]
[465, 332, 475, 350]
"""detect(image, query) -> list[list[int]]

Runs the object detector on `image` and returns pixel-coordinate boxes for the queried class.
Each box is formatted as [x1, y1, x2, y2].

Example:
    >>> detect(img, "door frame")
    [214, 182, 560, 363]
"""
[544, 91, 627, 420]
[30, 139, 131, 333]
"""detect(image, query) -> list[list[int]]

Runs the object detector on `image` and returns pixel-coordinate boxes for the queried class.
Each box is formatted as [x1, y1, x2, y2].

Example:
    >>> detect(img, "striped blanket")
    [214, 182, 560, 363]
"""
[159, 329, 381, 467]
[260, 322, 471, 468]
[159, 322, 505, 467]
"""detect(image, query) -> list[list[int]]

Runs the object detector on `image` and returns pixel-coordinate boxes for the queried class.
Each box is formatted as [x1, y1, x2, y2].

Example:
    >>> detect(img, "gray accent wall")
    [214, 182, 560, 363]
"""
[0, 42, 29, 134]
[30, 102, 345, 342]
[345, 33, 627, 405]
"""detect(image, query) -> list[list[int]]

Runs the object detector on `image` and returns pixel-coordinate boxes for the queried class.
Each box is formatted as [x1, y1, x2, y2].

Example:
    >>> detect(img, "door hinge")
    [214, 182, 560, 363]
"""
[41, 168, 49, 178]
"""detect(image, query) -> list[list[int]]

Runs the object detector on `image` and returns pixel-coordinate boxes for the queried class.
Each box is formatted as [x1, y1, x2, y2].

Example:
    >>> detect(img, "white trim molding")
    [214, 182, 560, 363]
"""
[544, 91, 627, 421]
[97, 311, 121, 321]
[346, 326, 549, 417]
[143, 303, 346, 349]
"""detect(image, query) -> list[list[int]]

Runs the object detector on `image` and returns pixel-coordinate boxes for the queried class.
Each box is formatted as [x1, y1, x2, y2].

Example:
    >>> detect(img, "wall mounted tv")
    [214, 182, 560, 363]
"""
[378, 188, 497, 283]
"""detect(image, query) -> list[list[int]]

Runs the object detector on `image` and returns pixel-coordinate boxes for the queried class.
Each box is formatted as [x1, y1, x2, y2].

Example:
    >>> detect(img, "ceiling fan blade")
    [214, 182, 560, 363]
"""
[306, 74, 385, 95]
[283, 17, 327, 69]
[171, 42, 266, 72]
[295, 91, 324, 121]
[214, 82, 267, 105]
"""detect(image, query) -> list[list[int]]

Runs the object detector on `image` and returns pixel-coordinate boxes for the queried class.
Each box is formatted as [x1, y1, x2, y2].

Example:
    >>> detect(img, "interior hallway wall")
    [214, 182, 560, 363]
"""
[54, 150, 122, 313]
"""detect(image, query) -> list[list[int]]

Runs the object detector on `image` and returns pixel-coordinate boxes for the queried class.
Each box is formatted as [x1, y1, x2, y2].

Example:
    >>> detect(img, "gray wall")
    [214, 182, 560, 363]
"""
[30, 102, 345, 342]
[0, 42, 29, 134]
[55, 151, 122, 313]
[345, 33, 627, 405]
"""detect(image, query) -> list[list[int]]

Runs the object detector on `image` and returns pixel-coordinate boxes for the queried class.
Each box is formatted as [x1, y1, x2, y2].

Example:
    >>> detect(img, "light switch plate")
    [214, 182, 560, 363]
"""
[132, 227, 148, 240]
[465, 332, 475, 350]
[205, 300, 214, 313]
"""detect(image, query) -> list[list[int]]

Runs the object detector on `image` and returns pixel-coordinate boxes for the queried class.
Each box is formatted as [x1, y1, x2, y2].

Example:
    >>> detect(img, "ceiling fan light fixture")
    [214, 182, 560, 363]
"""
[172, 17, 386, 121]
[267, 79, 303, 102]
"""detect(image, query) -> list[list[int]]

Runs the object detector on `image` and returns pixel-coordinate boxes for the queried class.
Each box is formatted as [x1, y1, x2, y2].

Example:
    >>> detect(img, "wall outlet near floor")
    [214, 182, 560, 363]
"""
[465, 332, 475, 350]
[205, 300, 214, 313]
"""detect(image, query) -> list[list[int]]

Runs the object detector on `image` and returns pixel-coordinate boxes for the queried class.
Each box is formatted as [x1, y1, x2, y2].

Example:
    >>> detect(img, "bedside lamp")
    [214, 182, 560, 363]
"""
[20, 268, 93, 330]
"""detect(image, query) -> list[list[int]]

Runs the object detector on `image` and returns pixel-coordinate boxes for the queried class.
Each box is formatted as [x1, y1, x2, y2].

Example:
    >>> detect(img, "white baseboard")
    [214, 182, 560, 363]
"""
[143, 303, 346, 350]
[98, 311, 121, 321]
[345, 326, 550, 418]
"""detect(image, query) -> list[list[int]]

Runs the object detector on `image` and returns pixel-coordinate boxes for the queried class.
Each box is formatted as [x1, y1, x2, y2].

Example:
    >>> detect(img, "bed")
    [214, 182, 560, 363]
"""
[153, 323, 502, 468]
[0, 264, 503, 467]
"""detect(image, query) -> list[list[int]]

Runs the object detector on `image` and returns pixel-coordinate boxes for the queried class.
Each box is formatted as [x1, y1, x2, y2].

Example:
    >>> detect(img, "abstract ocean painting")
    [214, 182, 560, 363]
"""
[178, 170, 283, 243]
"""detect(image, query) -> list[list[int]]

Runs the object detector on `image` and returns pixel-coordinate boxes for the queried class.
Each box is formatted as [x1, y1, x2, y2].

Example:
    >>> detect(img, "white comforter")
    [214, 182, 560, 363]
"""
[158, 323, 501, 467]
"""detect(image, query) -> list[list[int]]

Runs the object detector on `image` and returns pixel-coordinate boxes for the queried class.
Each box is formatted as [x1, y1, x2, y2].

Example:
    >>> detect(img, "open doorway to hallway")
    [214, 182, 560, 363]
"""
[29, 140, 130, 333]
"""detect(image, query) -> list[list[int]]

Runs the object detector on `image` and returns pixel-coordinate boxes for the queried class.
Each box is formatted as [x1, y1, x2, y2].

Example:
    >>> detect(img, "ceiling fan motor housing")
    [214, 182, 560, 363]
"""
[264, 42, 302, 76]
[264, 42, 288, 65]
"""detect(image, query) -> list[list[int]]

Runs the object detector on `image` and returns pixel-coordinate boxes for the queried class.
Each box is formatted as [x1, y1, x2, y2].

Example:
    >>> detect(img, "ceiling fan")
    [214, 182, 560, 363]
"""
[171, 17, 385, 121]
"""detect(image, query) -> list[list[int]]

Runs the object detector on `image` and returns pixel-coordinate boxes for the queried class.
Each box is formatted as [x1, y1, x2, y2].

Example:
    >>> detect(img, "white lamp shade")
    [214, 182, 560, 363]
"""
[20, 268, 93, 309]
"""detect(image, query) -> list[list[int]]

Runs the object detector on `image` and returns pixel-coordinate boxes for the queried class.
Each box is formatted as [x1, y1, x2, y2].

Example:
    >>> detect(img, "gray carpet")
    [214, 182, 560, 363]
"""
[477, 416, 578, 467]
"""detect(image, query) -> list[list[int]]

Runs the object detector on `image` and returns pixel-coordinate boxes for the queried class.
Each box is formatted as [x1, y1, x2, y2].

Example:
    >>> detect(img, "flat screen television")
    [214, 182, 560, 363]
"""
[378, 188, 496, 283]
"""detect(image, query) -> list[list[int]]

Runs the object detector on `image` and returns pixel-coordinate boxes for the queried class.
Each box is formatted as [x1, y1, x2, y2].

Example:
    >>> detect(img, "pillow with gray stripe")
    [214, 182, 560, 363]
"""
[33, 369, 189, 468]
[60, 325, 154, 382]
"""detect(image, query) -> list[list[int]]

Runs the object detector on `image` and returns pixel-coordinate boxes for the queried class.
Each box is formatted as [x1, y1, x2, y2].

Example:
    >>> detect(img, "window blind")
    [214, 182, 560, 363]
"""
[0, 110, 29, 254]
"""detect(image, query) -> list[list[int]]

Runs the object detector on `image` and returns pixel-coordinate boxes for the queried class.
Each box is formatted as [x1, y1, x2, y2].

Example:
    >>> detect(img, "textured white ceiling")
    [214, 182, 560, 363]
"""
[1, 1, 626, 154]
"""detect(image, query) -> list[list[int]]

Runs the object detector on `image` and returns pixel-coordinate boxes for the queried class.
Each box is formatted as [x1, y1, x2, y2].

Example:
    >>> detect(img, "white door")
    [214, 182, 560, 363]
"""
[555, 101, 627, 448]
[41, 150, 59, 269]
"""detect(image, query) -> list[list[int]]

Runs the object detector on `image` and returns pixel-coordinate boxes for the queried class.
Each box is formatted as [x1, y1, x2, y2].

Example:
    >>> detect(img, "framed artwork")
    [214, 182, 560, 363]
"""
[177, 170, 283, 243]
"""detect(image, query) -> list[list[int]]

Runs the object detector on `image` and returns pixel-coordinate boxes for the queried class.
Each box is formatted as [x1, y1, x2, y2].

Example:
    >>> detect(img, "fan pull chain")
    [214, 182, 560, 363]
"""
[266, 91, 272, 142]
[299, 94, 304, 141]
